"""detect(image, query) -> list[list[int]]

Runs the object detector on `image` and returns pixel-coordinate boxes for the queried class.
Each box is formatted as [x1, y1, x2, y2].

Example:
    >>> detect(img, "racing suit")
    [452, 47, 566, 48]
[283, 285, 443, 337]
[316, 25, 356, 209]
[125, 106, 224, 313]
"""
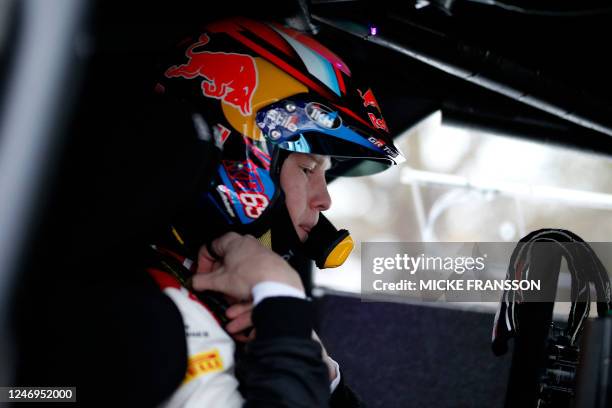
[147, 245, 363, 407]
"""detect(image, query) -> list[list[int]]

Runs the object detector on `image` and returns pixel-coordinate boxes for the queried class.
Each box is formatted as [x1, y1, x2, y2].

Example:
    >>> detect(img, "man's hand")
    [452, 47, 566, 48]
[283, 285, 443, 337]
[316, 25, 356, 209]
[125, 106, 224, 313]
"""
[225, 305, 338, 383]
[226, 302, 255, 343]
[312, 330, 338, 383]
[192, 232, 304, 301]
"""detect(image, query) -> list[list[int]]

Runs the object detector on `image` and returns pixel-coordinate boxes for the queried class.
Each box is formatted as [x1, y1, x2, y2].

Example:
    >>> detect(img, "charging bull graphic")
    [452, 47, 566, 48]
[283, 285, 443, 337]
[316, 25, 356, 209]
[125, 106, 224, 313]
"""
[165, 34, 258, 116]
[357, 88, 381, 111]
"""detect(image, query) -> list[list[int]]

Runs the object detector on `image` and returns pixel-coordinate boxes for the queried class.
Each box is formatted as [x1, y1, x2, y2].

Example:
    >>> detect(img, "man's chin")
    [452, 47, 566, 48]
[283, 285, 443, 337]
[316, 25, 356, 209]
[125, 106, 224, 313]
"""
[296, 227, 309, 243]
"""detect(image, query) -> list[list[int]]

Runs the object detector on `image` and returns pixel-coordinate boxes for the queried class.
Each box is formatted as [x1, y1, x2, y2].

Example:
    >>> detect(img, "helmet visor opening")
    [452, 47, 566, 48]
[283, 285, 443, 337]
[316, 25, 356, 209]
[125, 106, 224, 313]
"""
[256, 95, 404, 176]
[278, 131, 396, 176]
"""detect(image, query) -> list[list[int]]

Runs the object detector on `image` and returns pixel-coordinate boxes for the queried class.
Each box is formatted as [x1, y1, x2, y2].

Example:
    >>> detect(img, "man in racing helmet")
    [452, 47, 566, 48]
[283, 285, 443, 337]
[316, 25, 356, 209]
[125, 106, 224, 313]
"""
[148, 17, 404, 407]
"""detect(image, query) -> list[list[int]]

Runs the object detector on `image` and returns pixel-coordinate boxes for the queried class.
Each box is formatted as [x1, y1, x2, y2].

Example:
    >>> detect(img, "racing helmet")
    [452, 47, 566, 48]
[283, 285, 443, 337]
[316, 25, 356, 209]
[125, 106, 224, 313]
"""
[157, 17, 404, 267]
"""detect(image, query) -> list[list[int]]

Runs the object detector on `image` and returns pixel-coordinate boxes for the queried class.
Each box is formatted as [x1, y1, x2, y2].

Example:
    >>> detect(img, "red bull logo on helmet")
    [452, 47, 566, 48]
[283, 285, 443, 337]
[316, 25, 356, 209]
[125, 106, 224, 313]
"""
[357, 88, 381, 111]
[358, 88, 389, 132]
[367, 113, 389, 132]
[165, 34, 258, 116]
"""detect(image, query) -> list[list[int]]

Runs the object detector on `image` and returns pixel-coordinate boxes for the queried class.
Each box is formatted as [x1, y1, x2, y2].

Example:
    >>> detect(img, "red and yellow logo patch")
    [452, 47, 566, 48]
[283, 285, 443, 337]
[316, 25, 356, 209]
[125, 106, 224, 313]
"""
[184, 348, 224, 383]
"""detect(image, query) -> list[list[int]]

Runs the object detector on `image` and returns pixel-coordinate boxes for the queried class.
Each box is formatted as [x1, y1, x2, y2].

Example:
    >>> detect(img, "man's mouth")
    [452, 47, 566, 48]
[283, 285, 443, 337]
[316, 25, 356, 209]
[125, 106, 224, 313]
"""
[300, 224, 313, 233]
[297, 224, 313, 242]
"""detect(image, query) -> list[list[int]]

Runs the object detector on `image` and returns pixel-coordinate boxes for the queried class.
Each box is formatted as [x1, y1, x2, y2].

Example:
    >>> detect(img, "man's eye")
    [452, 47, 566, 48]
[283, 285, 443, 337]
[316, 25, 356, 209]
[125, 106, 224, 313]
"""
[301, 166, 314, 175]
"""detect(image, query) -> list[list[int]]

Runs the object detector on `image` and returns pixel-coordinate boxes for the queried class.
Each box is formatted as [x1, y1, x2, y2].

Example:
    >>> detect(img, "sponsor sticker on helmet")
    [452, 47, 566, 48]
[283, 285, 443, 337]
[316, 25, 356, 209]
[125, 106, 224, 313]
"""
[221, 159, 271, 221]
[305, 103, 342, 129]
[368, 136, 396, 157]
[216, 185, 237, 218]
[261, 108, 299, 133]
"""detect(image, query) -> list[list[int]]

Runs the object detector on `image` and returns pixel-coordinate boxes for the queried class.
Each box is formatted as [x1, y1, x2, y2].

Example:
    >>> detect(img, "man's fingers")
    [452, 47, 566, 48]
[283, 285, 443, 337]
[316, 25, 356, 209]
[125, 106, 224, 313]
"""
[231, 327, 256, 343]
[232, 333, 251, 343]
[226, 302, 254, 319]
[191, 268, 225, 292]
[312, 330, 330, 359]
[247, 328, 256, 341]
[210, 232, 243, 259]
[197, 231, 245, 274]
[191, 267, 251, 301]
[225, 311, 253, 334]
[196, 245, 216, 274]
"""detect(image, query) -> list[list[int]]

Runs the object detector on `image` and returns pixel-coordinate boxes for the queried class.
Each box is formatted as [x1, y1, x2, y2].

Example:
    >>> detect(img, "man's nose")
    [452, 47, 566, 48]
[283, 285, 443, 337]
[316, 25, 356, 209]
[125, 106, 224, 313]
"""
[310, 176, 332, 212]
